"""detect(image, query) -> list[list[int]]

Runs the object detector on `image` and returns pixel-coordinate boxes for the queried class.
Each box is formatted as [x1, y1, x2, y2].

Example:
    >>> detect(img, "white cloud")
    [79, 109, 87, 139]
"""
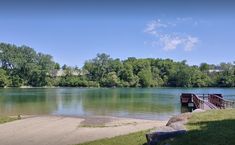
[144, 19, 167, 35]
[144, 18, 199, 51]
[160, 35, 183, 51]
[184, 36, 199, 51]
[158, 35, 198, 51]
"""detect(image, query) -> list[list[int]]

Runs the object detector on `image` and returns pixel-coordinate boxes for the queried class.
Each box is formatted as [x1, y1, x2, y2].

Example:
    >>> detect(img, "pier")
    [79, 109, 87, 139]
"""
[181, 93, 235, 110]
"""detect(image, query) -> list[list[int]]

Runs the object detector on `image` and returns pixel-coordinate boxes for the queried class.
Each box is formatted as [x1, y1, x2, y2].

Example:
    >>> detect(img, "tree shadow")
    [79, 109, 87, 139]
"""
[168, 119, 235, 145]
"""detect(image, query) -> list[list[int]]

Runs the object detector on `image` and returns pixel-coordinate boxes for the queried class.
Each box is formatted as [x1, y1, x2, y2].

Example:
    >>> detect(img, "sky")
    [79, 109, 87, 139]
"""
[0, 0, 235, 67]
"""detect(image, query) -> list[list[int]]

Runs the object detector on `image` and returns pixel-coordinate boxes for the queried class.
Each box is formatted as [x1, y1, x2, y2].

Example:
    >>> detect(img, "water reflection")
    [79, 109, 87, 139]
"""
[0, 88, 234, 120]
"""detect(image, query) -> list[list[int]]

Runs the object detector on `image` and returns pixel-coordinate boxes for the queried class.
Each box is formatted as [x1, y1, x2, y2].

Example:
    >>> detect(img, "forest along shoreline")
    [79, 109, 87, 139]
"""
[0, 115, 167, 145]
[1, 42, 235, 89]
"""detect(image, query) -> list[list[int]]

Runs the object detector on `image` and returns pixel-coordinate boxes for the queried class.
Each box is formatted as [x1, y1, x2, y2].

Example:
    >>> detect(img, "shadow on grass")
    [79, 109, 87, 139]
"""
[166, 119, 235, 145]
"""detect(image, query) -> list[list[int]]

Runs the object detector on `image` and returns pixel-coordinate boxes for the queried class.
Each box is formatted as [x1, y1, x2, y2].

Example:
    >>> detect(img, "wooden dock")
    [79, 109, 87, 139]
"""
[181, 93, 235, 110]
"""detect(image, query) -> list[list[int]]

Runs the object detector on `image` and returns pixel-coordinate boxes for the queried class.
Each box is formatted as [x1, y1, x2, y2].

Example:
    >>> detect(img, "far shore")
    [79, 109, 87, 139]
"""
[1, 86, 235, 89]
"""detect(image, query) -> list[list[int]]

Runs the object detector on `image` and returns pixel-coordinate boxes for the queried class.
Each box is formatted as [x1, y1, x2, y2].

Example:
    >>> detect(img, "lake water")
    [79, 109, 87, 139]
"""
[0, 88, 234, 120]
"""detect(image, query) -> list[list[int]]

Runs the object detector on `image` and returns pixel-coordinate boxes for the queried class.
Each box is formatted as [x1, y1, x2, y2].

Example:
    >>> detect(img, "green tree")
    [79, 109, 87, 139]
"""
[138, 69, 152, 87]
[101, 72, 120, 87]
[0, 69, 10, 87]
[54, 63, 61, 70]
[84, 53, 112, 82]
[0, 43, 56, 87]
[10, 75, 23, 87]
[200, 63, 210, 72]
[151, 67, 164, 86]
[120, 62, 139, 87]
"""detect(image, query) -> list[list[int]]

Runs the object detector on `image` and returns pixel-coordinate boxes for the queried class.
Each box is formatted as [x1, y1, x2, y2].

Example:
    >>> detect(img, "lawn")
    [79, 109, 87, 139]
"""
[79, 109, 235, 145]
[161, 109, 235, 145]
[79, 130, 149, 145]
[0, 116, 18, 124]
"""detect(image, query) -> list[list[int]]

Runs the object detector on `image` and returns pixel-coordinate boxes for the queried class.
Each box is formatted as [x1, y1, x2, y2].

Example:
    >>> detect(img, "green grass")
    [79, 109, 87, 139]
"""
[0, 116, 18, 124]
[79, 130, 149, 145]
[161, 109, 235, 145]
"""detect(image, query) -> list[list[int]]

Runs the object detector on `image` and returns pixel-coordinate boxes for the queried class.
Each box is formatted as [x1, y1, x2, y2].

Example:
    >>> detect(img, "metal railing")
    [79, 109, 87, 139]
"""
[192, 94, 205, 109]
[208, 94, 235, 109]
[181, 93, 235, 110]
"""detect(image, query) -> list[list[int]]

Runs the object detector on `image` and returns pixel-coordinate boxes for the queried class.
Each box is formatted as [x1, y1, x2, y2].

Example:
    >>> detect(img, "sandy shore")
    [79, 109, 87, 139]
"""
[0, 115, 167, 145]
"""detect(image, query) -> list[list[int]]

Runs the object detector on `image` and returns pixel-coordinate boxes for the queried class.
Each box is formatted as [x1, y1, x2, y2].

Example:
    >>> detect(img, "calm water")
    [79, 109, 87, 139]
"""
[0, 88, 235, 120]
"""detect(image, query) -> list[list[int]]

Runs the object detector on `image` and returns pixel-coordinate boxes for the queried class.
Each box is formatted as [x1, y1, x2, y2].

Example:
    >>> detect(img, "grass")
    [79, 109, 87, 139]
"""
[161, 109, 235, 145]
[78, 109, 235, 145]
[79, 130, 149, 145]
[0, 116, 18, 124]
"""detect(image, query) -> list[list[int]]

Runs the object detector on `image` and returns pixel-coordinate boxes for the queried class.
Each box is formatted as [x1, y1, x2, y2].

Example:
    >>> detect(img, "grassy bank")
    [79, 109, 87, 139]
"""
[79, 130, 149, 145]
[79, 109, 235, 145]
[0, 116, 18, 124]
[162, 109, 235, 145]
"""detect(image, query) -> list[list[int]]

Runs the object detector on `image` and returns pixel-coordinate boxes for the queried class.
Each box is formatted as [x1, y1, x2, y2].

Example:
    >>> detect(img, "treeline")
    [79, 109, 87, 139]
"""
[0, 43, 58, 87]
[0, 42, 235, 88]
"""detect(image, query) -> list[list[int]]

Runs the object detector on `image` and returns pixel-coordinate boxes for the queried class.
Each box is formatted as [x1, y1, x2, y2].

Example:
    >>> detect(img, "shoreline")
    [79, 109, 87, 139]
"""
[9, 114, 170, 124]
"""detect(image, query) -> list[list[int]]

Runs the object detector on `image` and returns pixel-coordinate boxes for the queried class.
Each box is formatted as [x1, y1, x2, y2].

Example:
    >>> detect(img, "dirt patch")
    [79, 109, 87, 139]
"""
[79, 116, 114, 127]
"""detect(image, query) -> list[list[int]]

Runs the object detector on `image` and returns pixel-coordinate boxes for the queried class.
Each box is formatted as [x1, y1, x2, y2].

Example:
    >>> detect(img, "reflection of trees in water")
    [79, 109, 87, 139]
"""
[0, 88, 57, 115]
[0, 88, 179, 117]
[3, 88, 234, 118]
[81, 88, 176, 115]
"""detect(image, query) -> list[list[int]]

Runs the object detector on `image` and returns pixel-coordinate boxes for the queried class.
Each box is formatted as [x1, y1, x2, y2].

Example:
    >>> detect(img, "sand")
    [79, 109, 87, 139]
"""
[0, 115, 167, 145]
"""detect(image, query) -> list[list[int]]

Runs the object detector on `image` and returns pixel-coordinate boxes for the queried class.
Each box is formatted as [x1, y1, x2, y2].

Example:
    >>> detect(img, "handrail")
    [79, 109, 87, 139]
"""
[220, 97, 235, 108]
[181, 93, 234, 110]
[208, 94, 235, 109]
[192, 94, 218, 109]
[192, 94, 205, 109]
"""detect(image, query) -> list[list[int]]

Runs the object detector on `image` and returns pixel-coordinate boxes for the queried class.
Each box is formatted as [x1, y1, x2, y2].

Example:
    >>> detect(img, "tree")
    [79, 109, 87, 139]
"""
[83, 53, 112, 82]
[172, 66, 192, 87]
[2, 43, 235, 88]
[62, 64, 68, 70]
[138, 69, 152, 87]
[200, 63, 210, 72]
[151, 67, 164, 86]
[191, 68, 211, 87]
[109, 59, 123, 77]
[54, 63, 60, 70]
[0, 69, 10, 87]
[101, 72, 120, 87]
[120, 62, 139, 87]
[0, 43, 56, 87]
[10, 75, 23, 87]
[217, 68, 235, 87]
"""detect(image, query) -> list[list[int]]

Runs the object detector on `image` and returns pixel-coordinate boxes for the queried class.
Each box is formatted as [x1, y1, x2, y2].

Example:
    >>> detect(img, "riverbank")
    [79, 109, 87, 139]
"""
[0, 115, 167, 145]
[79, 109, 235, 145]
[163, 109, 235, 145]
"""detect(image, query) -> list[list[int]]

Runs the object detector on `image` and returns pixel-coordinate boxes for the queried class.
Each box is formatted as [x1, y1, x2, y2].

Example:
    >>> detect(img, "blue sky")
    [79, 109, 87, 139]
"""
[0, 0, 235, 67]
